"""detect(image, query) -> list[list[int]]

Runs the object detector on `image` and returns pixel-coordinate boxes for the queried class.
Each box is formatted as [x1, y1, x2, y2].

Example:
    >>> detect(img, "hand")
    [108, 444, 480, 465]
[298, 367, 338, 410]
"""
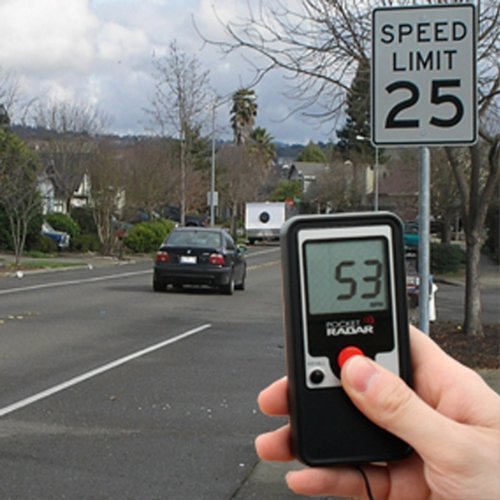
[255, 326, 500, 499]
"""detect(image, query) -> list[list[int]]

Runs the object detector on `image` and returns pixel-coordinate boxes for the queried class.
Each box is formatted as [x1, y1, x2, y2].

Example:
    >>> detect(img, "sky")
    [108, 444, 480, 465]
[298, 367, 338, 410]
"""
[0, 0, 335, 144]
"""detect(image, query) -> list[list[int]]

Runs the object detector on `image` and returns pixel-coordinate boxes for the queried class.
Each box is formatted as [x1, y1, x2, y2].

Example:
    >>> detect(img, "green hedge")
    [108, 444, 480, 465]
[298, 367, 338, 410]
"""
[70, 207, 97, 234]
[46, 213, 80, 238]
[72, 233, 101, 253]
[431, 243, 465, 274]
[124, 219, 176, 254]
[35, 235, 58, 254]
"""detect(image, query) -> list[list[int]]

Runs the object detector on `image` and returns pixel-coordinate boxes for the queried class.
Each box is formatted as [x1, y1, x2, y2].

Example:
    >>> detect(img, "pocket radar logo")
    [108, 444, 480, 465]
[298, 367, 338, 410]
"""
[326, 316, 375, 336]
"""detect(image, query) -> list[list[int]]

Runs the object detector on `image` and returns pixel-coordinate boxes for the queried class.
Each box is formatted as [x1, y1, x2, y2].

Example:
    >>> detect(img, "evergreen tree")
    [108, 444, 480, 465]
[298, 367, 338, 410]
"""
[336, 59, 374, 162]
[296, 141, 327, 163]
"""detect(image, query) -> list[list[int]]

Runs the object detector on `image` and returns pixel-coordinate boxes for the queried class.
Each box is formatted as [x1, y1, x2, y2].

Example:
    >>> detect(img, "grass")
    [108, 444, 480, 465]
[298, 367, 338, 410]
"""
[14, 260, 86, 270]
[0, 255, 86, 273]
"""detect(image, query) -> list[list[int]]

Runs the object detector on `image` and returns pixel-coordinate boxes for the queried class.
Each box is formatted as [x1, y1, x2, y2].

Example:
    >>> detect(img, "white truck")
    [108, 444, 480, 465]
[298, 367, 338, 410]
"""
[245, 201, 292, 244]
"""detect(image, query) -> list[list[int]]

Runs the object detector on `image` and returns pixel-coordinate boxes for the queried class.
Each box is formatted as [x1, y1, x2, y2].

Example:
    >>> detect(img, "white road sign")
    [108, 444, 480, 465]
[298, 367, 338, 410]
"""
[371, 4, 477, 146]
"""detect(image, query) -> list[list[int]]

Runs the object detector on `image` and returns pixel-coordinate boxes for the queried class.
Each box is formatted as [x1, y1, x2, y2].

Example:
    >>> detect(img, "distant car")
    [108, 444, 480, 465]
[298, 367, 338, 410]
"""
[405, 252, 419, 308]
[153, 227, 246, 294]
[404, 222, 419, 249]
[162, 206, 209, 227]
[41, 222, 70, 249]
[405, 252, 437, 322]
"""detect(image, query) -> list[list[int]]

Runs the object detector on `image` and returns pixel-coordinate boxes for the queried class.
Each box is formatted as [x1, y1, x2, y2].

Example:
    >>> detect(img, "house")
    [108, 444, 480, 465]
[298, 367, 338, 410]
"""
[287, 160, 373, 212]
[285, 155, 419, 219]
[38, 173, 92, 215]
[286, 161, 331, 193]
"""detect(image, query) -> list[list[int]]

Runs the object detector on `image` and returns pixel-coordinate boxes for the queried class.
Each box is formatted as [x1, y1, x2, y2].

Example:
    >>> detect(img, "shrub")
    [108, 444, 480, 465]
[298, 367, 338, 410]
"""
[431, 243, 465, 274]
[72, 233, 101, 253]
[46, 213, 80, 238]
[34, 235, 58, 254]
[70, 207, 97, 234]
[124, 219, 176, 254]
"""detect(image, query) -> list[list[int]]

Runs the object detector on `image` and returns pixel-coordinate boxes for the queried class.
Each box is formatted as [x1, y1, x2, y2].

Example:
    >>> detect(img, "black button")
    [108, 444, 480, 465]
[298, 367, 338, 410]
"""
[309, 370, 325, 384]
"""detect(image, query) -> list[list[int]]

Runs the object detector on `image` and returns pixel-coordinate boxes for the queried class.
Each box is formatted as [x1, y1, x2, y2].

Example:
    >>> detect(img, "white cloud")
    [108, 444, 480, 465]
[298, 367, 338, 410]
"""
[0, 0, 326, 143]
[0, 0, 98, 73]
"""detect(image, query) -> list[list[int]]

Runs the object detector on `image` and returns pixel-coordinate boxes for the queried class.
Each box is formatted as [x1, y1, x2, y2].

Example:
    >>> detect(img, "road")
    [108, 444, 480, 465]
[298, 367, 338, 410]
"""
[0, 247, 303, 499]
[0, 247, 497, 499]
[435, 281, 500, 324]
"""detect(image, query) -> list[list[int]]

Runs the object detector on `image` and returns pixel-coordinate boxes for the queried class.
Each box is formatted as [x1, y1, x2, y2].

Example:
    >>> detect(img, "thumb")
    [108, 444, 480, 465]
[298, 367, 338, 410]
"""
[341, 355, 458, 459]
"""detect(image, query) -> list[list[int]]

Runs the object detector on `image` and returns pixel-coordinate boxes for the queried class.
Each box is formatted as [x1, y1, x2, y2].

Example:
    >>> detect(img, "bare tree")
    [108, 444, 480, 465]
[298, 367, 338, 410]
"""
[87, 140, 126, 255]
[217, 144, 261, 238]
[32, 99, 106, 213]
[202, 0, 500, 335]
[124, 137, 179, 218]
[437, 0, 500, 336]
[147, 41, 212, 225]
[430, 149, 461, 244]
[446, 138, 499, 336]
[197, 0, 372, 125]
[0, 129, 42, 265]
[0, 66, 21, 118]
[305, 159, 363, 213]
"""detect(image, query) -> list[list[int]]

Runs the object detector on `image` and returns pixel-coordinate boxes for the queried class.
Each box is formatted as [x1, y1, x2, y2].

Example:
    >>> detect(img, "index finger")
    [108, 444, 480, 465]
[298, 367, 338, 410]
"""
[258, 376, 289, 416]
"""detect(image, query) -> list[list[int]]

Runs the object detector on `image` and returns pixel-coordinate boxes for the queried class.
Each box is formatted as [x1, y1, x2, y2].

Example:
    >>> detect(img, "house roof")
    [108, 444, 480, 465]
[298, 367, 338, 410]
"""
[287, 161, 330, 179]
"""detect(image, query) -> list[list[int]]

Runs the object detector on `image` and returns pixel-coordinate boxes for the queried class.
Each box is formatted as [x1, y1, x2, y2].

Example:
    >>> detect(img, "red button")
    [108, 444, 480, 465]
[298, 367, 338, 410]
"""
[338, 346, 364, 369]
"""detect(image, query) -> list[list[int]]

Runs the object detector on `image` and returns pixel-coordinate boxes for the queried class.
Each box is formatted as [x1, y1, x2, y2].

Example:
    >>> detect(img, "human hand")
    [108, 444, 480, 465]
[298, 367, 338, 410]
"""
[255, 326, 500, 499]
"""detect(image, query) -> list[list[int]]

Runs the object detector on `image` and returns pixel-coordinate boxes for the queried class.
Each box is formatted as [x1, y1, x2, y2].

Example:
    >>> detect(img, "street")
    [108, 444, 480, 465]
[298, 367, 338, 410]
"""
[0, 247, 498, 499]
[0, 247, 298, 499]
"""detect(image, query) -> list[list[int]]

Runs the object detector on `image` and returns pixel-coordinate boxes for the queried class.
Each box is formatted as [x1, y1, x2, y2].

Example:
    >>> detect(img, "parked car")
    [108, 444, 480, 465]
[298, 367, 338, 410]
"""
[405, 251, 437, 322]
[41, 221, 70, 249]
[162, 205, 209, 227]
[153, 227, 246, 294]
[404, 221, 419, 249]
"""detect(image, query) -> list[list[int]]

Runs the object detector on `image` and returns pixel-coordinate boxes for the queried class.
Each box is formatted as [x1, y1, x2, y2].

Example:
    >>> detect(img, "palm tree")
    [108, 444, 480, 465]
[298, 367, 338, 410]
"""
[251, 127, 275, 166]
[230, 88, 257, 145]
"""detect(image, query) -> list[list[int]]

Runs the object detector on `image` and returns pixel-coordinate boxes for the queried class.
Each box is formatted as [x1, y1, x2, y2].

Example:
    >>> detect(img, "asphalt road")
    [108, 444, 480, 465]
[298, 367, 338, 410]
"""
[435, 280, 500, 324]
[0, 248, 497, 499]
[0, 247, 304, 499]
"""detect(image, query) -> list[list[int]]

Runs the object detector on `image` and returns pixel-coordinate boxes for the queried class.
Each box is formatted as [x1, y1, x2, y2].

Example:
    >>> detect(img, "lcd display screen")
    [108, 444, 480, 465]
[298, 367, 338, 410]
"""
[304, 238, 389, 314]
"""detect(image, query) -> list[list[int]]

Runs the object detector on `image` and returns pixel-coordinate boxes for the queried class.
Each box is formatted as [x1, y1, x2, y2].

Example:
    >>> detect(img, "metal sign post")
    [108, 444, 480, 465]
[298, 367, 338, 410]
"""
[419, 147, 431, 332]
[371, 4, 477, 333]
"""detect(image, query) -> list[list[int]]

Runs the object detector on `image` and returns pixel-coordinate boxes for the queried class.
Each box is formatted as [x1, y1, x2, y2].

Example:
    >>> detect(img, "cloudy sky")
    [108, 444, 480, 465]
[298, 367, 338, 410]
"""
[0, 0, 334, 144]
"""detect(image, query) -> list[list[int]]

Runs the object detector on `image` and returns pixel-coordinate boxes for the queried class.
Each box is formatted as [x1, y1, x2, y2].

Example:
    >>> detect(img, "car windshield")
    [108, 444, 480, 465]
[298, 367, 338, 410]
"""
[167, 230, 222, 248]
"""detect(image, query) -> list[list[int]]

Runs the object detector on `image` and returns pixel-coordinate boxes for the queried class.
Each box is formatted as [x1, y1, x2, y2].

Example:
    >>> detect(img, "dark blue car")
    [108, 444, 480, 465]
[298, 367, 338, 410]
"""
[153, 227, 246, 295]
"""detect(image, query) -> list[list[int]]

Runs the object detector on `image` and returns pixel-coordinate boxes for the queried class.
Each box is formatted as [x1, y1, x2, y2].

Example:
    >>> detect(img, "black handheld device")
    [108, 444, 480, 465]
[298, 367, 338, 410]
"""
[281, 212, 412, 466]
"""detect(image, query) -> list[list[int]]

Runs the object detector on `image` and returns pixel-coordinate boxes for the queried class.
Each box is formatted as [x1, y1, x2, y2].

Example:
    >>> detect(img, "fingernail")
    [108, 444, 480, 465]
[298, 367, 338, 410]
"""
[343, 355, 380, 393]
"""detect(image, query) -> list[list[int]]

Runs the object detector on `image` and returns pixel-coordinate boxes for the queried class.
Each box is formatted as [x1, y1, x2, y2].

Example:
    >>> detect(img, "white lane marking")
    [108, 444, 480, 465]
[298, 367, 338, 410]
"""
[0, 248, 279, 296]
[248, 260, 280, 271]
[246, 247, 280, 257]
[0, 270, 150, 296]
[0, 323, 211, 418]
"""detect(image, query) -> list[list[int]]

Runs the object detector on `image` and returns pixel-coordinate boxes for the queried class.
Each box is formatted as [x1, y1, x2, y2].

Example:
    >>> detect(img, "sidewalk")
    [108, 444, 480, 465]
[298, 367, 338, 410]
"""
[434, 252, 499, 288]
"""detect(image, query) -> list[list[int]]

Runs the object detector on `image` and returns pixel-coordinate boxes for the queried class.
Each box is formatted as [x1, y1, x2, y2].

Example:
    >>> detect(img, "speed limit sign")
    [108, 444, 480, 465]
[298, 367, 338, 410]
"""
[371, 4, 477, 146]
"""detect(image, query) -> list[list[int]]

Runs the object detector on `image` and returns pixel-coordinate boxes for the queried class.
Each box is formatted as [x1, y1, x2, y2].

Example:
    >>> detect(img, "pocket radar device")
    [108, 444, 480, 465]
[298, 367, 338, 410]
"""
[281, 212, 412, 465]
